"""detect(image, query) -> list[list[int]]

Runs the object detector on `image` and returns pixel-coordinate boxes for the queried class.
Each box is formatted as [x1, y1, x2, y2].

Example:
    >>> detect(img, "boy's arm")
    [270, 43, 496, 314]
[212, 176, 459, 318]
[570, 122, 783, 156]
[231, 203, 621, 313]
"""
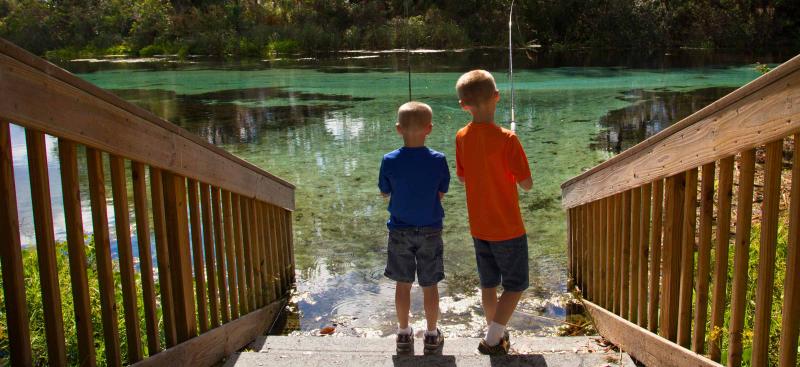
[509, 135, 532, 191]
[378, 158, 391, 197]
[439, 156, 451, 199]
[455, 137, 465, 185]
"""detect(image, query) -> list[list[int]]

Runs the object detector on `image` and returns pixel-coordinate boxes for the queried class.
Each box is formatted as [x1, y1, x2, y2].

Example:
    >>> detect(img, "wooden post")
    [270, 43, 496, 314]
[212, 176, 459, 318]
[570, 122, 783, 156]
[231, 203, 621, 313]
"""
[693, 162, 715, 354]
[187, 179, 209, 333]
[630, 186, 641, 324]
[660, 173, 685, 342]
[614, 194, 623, 315]
[600, 197, 608, 308]
[88, 148, 122, 366]
[709, 156, 733, 362]
[162, 172, 198, 342]
[131, 162, 160, 355]
[200, 183, 220, 328]
[222, 190, 239, 319]
[750, 141, 783, 367]
[728, 149, 755, 367]
[109, 155, 142, 362]
[779, 134, 800, 367]
[648, 179, 664, 333]
[58, 139, 96, 367]
[677, 168, 698, 348]
[26, 129, 67, 366]
[150, 167, 177, 347]
[621, 190, 631, 319]
[605, 196, 613, 309]
[211, 187, 230, 323]
[1, 121, 33, 367]
[232, 194, 248, 314]
[638, 183, 651, 327]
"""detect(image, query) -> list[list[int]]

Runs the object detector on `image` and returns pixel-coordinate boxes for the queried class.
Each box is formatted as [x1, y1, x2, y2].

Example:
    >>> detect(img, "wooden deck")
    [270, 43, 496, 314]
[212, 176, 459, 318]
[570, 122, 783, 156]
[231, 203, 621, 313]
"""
[224, 335, 635, 367]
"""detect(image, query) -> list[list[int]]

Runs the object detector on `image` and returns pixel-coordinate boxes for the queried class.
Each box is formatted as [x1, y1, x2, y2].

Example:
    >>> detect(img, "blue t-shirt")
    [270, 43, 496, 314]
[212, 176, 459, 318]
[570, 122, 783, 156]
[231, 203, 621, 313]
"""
[378, 146, 450, 229]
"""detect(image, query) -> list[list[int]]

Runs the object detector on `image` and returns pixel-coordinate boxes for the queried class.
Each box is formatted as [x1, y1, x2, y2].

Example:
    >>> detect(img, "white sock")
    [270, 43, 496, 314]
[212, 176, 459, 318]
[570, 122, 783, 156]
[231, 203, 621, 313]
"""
[425, 328, 438, 337]
[484, 322, 506, 346]
[398, 326, 412, 335]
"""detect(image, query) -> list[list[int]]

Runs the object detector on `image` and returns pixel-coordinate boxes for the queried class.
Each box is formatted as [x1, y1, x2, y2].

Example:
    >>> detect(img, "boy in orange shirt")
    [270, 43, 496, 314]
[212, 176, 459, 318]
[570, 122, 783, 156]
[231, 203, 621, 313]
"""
[454, 70, 532, 355]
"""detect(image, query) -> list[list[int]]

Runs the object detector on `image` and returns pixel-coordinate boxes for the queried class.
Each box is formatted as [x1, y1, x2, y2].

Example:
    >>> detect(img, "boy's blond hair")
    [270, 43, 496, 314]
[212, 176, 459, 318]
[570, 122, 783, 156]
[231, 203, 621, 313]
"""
[397, 101, 433, 131]
[456, 70, 497, 106]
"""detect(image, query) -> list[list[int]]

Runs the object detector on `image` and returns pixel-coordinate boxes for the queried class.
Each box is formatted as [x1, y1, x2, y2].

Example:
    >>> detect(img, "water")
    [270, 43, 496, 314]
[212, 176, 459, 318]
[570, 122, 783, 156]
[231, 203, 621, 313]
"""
[10, 49, 781, 337]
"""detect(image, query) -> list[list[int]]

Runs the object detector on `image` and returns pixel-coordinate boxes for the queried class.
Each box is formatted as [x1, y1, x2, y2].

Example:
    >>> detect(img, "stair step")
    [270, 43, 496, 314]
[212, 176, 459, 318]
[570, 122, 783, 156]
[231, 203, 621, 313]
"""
[224, 336, 636, 366]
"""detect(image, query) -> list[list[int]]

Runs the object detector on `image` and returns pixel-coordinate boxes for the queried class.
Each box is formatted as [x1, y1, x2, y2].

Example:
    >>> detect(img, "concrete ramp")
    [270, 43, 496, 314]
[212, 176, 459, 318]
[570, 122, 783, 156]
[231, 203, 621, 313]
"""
[225, 336, 636, 367]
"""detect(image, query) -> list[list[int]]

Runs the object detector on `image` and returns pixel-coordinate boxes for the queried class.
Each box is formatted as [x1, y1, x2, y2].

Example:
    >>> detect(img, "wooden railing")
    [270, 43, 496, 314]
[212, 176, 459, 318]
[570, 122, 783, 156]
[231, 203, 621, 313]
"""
[0, 38, 295, 366]
[563, 53, 800, 367]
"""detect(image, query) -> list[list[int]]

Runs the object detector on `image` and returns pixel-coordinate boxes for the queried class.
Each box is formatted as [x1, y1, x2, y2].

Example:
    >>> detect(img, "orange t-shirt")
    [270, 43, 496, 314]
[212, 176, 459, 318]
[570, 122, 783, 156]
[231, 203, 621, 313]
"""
[455, 122, 531, 241]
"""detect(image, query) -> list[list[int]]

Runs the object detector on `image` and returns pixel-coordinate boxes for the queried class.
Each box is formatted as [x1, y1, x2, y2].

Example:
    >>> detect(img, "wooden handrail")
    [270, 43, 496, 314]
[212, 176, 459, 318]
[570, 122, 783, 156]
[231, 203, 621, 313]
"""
[0, 37, 295, 367]
[0, 37, 294, 210]
[562, 52, 800, 209]
[565, 54, 800, 367]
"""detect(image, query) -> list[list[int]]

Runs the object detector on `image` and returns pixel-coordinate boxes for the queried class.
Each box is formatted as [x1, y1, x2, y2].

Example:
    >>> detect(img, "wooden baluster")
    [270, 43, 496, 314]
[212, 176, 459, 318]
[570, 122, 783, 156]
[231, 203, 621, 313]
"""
[709, 156, 734, 361]
[278, 206, 290, 294]
[621, 190, 631, 318]
[660, 173, 685, 342]
[779, 134, 800, 367]
[605, 196, 613, 309]
[241, 199, 256, 311]
[222, 190, 239, 319]
[648, 179, 664, 333]
[199, 183, 220, 327]
[614, 193, 623, 315]
[728, 149, 756, 367]
[568, 208, 574, 285]
[630, 186, 641, 323]
[587, 202, 595, 301]
[26, 130, 67, 366]
[677, 167, 698, 347]
[251, 199, 264, 307]
[286, 209, 296, 284]
[583, 203, 590, 297]
[109, 155, 142, 362]
[162, 172, 197, 342]
[232, 194, 248, 314]
[88, 148, 122, 366]
[576, 205, 583, 293]
[638, 183, 651, 327]
[0, 122, 33, 366]
[600, 197, 608, 308]
[751, 141, 783, 367]
[58, 139, 96, 367]
[131, 162, 160, 355]
[269, 204, 282, 299]
[693, 163, 715, 354]
[187, 179, 209, 333]
[211, 187, 230, 322]
[260, 202, 275, 302]
[272, 205, 285, 295]
[594, 200, 602, 303]
[151, 167, 177, 347]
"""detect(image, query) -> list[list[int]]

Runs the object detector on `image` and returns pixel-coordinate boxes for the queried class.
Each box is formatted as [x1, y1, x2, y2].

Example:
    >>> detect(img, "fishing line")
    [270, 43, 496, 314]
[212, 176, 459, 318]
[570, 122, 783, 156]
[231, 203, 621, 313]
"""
[405, 0, 412, 101]
[508, 0, 516, 132]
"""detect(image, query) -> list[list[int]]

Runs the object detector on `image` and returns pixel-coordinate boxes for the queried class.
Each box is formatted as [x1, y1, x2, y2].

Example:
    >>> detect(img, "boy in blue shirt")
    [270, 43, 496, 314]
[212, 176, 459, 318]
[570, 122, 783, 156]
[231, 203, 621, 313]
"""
[379, 101, 450, 354]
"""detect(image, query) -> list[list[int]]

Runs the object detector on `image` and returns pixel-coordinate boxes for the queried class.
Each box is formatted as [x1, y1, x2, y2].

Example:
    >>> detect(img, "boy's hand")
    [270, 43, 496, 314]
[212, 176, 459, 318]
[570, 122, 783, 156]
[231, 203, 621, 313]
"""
[518, 177, 533, 191]
[439, 192, 445, 200]
[381, 192, 390, 198]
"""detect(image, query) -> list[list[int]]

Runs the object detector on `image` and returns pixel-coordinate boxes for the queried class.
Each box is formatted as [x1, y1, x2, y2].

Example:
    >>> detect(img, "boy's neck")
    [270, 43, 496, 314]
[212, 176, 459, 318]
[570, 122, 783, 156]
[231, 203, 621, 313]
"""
[402, 136, 427, 148]
[469, 105, 496, 124]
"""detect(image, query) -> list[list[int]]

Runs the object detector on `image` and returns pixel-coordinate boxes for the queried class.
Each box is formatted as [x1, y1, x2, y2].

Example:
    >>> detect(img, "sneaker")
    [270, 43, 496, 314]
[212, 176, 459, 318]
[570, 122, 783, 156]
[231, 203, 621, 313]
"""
[478, 338, 510, 356]
[396, 330, 414, 354]
[423, 329, 444, 355]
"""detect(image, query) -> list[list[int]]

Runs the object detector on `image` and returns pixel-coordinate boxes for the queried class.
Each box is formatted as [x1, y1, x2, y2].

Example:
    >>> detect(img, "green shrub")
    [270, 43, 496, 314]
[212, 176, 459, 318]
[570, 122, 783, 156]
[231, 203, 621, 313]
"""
[138, 44, 164, 57]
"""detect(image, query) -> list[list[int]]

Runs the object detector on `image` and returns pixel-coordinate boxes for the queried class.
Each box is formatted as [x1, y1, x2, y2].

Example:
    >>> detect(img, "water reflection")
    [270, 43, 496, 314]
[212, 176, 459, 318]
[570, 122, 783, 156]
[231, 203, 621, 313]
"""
[594, 87, 736, 153]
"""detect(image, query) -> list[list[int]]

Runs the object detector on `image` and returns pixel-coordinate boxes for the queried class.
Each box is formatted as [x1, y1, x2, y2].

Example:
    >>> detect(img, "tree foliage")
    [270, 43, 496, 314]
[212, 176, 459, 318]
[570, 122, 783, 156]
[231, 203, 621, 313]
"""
[0, 0, 798, 58]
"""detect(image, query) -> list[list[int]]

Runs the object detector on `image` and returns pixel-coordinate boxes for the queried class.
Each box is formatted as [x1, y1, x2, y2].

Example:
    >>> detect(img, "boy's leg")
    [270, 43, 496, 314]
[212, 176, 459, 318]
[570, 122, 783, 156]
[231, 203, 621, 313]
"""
[422, 285, 439, 332]
[482, 235, 529, 348]
[396, 282, 413, 329]
[481, 287, 498, 326]
[492, 290, 523, 325]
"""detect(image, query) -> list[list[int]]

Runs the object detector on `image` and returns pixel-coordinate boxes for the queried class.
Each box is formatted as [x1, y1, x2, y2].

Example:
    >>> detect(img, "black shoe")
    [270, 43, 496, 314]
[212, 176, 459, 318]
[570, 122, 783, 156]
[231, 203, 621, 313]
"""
[478, 338, 510, 356]
[396, 331, 414, 354]
[423, 329, 444, 355]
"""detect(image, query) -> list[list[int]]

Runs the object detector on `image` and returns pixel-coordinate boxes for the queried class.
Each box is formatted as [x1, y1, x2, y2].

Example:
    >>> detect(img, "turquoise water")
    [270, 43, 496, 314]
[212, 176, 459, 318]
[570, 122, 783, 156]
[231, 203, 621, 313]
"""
[11, 50, 768, 337]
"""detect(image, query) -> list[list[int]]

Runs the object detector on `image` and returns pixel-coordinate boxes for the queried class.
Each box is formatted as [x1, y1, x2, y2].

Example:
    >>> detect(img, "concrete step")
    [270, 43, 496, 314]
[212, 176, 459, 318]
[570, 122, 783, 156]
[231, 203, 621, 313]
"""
[224, 336, 636, 367]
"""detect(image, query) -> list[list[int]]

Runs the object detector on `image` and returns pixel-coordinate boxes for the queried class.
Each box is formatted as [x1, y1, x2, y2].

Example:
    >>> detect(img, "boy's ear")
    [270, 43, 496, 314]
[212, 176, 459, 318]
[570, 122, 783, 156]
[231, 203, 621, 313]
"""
[395, 123, 402, 135]
[493, 90, 500, 102]
[459, 100, 470, 111]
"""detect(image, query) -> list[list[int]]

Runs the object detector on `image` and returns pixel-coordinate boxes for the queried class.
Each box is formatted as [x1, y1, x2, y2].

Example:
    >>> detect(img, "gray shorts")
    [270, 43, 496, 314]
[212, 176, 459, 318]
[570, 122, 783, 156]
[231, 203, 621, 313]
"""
[473, 234, 529, 292]
[384, 227, 445, 287]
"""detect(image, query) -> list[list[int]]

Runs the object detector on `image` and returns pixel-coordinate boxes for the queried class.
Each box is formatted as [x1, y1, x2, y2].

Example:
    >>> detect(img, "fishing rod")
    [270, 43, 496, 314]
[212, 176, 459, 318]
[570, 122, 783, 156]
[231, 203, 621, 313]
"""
[508, 0, 516, 132]
[405, 0, 412, 101]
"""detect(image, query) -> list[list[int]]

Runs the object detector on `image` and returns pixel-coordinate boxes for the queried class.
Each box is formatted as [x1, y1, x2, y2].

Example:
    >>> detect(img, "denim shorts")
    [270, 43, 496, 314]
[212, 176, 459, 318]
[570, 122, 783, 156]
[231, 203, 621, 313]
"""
[384, 227, 445, 287]
[473, 234, 529, 292]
